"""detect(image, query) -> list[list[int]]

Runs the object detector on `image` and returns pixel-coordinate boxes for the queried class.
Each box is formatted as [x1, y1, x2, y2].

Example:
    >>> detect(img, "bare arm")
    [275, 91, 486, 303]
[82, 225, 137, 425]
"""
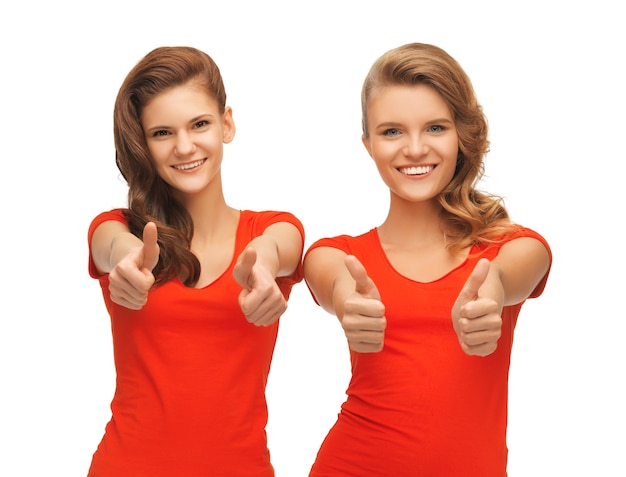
[91, 220, 160, 310]
[249, 222, 304, 279]
[92, 220, 142, 274]
[304, 246, 353, 318]
[233, 222, 303, 326]
[304, 247, 386, 353]
[486, 237, 551, 307]
[452, 237, 551, 356]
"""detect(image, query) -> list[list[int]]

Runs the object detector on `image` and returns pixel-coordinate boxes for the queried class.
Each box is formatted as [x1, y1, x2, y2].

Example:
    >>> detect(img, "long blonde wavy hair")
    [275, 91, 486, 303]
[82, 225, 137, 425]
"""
[362, 43, 516, 253]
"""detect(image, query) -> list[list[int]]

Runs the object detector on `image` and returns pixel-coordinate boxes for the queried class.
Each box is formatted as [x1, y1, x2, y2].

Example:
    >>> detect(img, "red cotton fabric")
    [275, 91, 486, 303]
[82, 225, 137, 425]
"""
[306, 226, 551, 477]
[86, 209, 304, 477]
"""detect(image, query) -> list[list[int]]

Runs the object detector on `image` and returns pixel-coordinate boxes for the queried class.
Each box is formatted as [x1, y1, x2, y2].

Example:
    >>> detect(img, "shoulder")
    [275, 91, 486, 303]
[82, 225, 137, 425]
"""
[471, 224, 552, 269]
[88, 208, 128, 239]
[240, 209, 304, 236]
[497, 225, 552, 299]
[499, 225, 551, 256]
[477, 224, 550, 253]
[305, 229, 376, 257]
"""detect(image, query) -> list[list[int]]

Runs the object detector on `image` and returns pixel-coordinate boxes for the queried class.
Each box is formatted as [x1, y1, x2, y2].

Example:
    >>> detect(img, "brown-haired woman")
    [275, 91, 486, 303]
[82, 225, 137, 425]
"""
[87, 46, 304, 477]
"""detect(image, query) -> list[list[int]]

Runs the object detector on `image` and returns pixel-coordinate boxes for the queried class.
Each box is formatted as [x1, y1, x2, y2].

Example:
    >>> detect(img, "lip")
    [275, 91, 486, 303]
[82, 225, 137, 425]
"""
[172, 159, 206, 171]
[397, 164, 436, 176]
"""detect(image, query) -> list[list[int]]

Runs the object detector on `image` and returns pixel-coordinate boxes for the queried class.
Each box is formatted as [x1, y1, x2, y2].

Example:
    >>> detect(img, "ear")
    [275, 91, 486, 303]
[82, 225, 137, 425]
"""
[222, 106, 236, 144]
[361, 134, 374, 159]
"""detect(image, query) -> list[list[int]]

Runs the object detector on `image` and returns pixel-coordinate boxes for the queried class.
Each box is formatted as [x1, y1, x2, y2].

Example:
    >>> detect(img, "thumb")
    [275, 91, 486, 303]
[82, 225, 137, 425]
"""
[345, 255, 380, 301]
[458, 258, 490, 305]
[234, 247, 257, 290]
[141, 222, 160, 273]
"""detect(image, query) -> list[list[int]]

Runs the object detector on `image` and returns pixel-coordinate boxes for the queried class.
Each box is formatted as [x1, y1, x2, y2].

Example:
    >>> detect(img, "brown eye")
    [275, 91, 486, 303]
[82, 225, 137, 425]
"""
[193, 120, 209, 129]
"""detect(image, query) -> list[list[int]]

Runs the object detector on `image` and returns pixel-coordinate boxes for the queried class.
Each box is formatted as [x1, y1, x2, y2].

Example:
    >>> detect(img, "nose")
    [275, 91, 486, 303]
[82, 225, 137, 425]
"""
[403, 133, 428, 158]
[174, 132, 196, 156]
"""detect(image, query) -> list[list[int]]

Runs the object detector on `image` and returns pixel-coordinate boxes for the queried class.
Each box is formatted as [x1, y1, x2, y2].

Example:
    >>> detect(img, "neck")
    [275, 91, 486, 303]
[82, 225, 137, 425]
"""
[378, 196, 445, 247]
[174, 177, 236, 239]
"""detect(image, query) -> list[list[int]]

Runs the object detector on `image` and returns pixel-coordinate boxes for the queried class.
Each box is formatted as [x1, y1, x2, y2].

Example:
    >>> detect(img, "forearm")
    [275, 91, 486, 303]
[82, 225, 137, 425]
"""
[91, 221, 141, 275]
[250, 222, 303, 278]
[246, 234, 281, 278]
[477, 265, 505, 310]
[330, 278, 356, 321]
[304, 247, 353, 318]
[489, 237, 551, 306]
[109, 233, 144, 271]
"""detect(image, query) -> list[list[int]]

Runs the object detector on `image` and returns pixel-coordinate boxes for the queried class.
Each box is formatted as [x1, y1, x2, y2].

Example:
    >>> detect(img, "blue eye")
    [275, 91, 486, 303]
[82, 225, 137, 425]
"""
[428, 125, 444, 133]
[383, 128, 401, 137]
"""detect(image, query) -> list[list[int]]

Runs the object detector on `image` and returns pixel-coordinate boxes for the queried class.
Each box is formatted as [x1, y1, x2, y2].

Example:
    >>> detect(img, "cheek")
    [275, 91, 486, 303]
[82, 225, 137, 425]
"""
[369, 141, 395, 161]
[440, 137, 459, 163]
[146, 142, 168, 165]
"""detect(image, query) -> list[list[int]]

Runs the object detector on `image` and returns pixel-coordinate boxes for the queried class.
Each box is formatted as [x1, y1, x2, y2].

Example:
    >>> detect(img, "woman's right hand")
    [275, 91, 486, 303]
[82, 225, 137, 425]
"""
[108, 222, 160, 310]
[341, 255, 387, 353]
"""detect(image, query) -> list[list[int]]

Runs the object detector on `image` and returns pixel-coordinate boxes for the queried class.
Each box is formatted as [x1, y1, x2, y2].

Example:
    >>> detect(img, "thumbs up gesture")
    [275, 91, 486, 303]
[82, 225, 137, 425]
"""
[233, 246, 287, 327]
[108, 222, 160, 310]
[341, 255, 386, 353]
[451, 258, 503, 357]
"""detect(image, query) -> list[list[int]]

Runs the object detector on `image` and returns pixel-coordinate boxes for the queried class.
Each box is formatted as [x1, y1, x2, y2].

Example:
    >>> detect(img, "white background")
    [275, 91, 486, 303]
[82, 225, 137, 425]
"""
[1, 1, 624, 476]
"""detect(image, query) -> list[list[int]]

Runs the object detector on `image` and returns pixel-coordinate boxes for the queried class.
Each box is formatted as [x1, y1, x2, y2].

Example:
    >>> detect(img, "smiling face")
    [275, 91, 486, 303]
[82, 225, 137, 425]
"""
[140, 82, 235, 200]
[362, 83, 459, 205]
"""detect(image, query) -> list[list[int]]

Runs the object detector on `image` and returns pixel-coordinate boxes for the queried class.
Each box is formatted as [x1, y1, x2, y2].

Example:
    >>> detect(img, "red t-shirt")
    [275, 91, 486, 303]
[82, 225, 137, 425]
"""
[306, 226, 551, 477]
[87, 209, 304, 477]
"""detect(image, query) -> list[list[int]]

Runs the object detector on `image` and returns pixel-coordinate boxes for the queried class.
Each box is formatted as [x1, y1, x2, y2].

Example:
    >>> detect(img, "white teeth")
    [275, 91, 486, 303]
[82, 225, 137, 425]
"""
[400, 165, 434, 175]
[174, 160, 204, 170]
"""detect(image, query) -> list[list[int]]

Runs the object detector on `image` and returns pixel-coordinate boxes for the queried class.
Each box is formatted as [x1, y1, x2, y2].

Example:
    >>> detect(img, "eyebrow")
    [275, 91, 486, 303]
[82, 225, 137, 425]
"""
[189, 113, 213, 123]
[375, 118, 454, 129]
[426, 118, 455, 125]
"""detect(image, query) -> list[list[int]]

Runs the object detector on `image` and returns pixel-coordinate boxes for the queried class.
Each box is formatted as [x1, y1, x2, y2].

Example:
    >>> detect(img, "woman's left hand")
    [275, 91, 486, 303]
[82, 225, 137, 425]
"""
[233, 247, 287, 327]
[451, 258, 503, 357]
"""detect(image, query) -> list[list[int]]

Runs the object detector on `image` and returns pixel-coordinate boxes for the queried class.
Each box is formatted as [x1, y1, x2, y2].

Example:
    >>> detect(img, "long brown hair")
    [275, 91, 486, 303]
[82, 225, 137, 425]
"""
[113, 46, 227, 286]
[361, 43, 515, 253]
